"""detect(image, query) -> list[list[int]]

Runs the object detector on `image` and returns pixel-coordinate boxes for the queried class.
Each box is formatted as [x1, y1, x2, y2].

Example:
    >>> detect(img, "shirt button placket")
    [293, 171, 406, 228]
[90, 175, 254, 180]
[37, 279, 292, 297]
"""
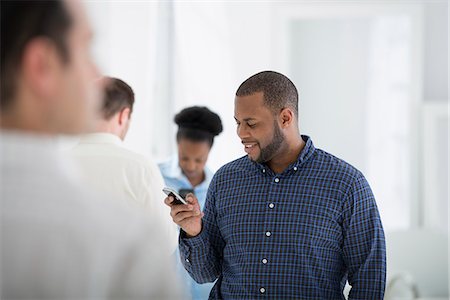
[262, 177, 278, 297]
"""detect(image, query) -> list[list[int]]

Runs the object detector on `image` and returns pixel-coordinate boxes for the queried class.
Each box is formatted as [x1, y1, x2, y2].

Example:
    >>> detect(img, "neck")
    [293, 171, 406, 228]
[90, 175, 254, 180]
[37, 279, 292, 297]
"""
[1, 109, 54, 135]
[267, 134, 305, 174]
[95, 119, 123, 140]
[187, 171, 205, 187]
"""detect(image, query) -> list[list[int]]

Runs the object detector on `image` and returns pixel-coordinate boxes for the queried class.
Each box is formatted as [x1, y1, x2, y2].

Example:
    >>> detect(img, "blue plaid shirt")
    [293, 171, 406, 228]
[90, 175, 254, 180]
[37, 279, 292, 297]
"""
[180, 136, 386, 299]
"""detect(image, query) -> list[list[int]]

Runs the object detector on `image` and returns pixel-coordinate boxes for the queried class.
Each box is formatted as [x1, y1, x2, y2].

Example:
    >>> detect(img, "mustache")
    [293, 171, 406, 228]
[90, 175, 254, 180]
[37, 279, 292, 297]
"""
[241, 140, 258, 144]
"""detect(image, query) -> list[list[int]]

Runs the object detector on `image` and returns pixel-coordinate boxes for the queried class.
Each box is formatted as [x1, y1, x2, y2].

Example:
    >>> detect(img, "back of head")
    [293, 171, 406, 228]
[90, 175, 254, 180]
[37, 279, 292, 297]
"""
[100, 77, 135, 120]
[1, 0, 72, 111]
[175, 106, 223, 147]
[236, 71, 299, 118]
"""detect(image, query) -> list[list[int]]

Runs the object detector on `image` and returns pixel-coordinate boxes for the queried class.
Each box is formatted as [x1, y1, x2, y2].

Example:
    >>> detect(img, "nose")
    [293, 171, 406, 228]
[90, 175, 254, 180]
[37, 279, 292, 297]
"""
[185, 161, 196, 172]
[237, 124, 250, 140]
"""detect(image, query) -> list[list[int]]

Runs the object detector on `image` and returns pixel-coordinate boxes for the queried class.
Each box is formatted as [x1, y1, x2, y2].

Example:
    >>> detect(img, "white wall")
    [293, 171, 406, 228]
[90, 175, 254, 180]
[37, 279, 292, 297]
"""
[289, 19, 370, 170]
[85, 1, 160, 160]
[423, 2, 448, 101]
[170, 2, 278, 170]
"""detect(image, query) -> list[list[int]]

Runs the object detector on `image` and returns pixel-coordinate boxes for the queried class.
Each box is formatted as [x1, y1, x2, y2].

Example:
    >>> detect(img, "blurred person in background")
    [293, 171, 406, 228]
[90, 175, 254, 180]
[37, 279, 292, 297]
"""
[0, 1, 183, 298]
[70, 76, 178, 250]
[159, 106, 223, 208]
[159, 106, 223, 299]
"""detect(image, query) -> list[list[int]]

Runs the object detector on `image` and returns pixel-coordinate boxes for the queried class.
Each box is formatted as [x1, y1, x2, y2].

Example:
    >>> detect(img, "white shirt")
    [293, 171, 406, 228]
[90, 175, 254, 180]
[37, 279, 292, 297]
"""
[0, 131, 184, 299]
[70, 133, 178, 250]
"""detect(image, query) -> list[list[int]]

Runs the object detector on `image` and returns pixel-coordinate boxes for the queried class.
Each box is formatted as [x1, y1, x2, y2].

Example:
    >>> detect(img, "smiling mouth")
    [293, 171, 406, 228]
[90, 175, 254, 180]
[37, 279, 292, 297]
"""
[243, 143, 258, 154]
[184, 171, 198, 177]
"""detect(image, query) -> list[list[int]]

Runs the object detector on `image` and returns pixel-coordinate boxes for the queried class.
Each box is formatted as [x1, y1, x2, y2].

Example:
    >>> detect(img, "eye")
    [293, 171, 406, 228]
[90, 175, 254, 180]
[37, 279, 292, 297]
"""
[247, 123, 256, 128]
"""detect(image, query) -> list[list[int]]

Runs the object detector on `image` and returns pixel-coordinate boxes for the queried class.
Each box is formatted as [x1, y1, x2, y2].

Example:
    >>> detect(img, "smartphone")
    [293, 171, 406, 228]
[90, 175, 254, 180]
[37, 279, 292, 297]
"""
[162, 187, 188, 205]
[178, 188, 194, 199]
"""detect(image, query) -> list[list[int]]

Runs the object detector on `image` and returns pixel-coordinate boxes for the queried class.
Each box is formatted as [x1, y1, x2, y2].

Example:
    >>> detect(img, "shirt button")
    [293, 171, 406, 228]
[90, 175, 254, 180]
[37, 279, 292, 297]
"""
[185, 258, 190, 263]
[294, 167, 298, 171]
[262, 258, 268, 264]
[260, 287, 266, 294]
[265, 231, 271, 237]
[274, 178, 280, 183]
[262, 169, 266, 173]
[268, 203, 275, 209]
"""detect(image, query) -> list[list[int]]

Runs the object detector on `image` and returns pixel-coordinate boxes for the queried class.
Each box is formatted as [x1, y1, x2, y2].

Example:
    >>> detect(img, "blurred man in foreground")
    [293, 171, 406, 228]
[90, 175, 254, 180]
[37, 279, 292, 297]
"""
[1, 1, 183, 298]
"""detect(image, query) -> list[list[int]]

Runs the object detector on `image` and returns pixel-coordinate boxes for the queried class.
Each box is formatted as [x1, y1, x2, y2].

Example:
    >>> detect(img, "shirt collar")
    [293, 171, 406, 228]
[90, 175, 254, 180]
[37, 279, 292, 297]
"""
[1, 130, 59, 159]
[166, 155, 214, 185]
[250, 135, 316, 174]
[0, 130, 83, 182]
[167, 155, 183, 178]
[297, 135, 315, 166]
[78, 133, 122, 145]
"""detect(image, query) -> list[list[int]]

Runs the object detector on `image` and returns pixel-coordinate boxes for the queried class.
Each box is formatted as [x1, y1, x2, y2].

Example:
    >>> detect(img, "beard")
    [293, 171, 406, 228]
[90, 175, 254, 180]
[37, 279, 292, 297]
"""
[255, 120, 284, 163]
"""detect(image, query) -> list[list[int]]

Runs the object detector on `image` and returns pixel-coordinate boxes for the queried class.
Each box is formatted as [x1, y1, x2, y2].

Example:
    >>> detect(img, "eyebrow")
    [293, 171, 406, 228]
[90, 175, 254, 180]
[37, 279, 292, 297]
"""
[234, 117, 257, 122]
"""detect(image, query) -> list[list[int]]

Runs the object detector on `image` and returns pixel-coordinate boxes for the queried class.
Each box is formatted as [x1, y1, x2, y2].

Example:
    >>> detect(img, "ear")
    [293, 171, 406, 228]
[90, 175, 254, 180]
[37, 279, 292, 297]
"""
[118, 107, 131, 125]
[21, 38, 62, 100]
[279, 108, 294, 128]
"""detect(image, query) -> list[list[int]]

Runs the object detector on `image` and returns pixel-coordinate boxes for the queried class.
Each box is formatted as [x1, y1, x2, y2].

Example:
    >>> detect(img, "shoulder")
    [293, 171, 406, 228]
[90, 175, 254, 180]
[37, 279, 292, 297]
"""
[158, 159, 173, 175]
[311, 148, 364, 182]
[311, 148, 373, 204]
[116, 147, 150, 164]
[214, 156, 250, 177]
[208, 156, 252, 188]
[71, 141, 149, 165]
[111, 147, 159, 173]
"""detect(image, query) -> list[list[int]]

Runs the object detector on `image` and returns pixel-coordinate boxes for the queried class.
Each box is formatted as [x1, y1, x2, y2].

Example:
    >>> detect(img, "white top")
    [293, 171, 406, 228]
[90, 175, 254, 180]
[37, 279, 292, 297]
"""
[70, 133, 178, 250]
[0, 131, 185, 299]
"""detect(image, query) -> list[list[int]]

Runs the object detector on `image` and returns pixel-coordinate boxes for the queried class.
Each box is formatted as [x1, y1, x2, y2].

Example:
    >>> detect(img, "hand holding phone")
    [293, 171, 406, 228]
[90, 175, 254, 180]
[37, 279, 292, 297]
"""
[162, 187, 187, 205]
[178, 188, 194, 199]
[163, 187, 203, 237]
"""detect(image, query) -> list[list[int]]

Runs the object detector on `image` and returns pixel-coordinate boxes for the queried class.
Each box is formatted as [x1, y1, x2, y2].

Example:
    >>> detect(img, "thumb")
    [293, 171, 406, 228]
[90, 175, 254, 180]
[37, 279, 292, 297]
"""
[185, 193, 201, 209]
[185, 193, 196, 204]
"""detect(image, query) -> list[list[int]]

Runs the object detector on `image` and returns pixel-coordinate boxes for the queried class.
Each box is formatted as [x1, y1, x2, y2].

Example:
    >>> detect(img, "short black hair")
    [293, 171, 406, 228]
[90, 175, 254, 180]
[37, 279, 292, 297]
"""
[1, 0, 73, 110]
[100, 77, 135, 120]
[236, 71, 299, 118]
[175, 106, 223, 147]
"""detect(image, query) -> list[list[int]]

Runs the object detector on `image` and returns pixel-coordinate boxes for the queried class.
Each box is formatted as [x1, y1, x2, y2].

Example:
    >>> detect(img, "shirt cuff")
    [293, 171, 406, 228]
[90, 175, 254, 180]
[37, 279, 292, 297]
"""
[180, 227, 208, 249]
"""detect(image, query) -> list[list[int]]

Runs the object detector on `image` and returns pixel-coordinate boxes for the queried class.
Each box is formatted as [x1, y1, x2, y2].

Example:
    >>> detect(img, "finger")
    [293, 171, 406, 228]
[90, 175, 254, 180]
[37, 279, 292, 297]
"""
[185, 193, 197, 204]
[170, 204, 194, 218]
[173, 210, 202, 223]
[164, 196, 174, 206]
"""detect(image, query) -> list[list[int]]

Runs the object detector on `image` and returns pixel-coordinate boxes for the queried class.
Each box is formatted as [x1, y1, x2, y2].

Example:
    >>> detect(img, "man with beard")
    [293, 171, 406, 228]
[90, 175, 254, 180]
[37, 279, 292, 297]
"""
[165, 71, 386, 299]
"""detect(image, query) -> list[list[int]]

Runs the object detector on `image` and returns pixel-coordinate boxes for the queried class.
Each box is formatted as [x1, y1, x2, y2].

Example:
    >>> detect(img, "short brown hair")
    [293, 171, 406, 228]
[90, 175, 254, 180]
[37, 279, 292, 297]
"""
[100, 77, 135, 120]
[1, 0, 73, 110]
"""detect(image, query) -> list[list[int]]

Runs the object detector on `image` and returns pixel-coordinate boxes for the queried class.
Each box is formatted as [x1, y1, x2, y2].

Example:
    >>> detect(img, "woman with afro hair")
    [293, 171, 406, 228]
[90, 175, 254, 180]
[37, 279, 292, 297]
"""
[158, 106, 222, 299]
